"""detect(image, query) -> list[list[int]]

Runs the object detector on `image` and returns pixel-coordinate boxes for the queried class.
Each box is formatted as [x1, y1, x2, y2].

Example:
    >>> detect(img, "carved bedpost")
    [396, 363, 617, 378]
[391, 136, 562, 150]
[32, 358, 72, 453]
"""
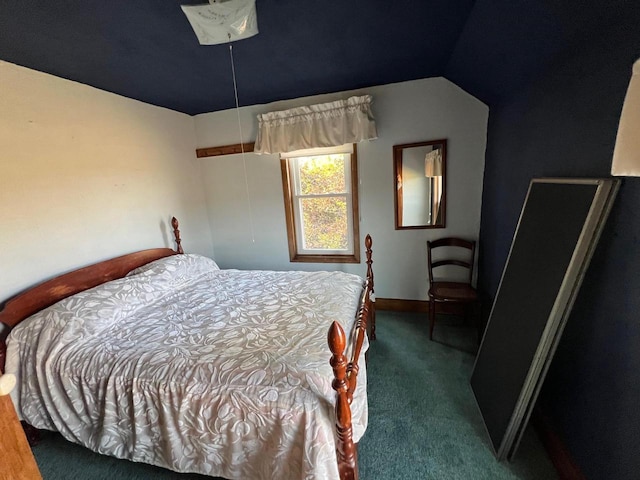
[1, 310, 13, 374]
[0, 336, 7, 376]
[346, 283, 370, 402]
[365, 234, 375, 340]
[0, 344, 41, 446]
[171, 217, 184, 254]
[328, 321, 358, 480]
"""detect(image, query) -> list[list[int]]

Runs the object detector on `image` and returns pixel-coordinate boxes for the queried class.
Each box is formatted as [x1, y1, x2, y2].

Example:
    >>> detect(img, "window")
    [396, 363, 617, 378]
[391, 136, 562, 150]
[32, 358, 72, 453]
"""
[280, 144, 360, 263]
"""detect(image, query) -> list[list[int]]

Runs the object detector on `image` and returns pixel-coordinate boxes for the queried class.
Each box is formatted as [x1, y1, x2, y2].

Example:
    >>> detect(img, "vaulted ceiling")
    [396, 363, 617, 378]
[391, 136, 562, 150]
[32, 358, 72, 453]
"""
[0, 1, 633, 115]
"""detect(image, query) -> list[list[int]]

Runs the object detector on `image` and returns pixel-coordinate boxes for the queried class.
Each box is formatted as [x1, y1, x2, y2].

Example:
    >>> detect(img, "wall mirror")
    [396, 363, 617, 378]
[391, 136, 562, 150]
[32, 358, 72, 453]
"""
[393, 139, 447, 229]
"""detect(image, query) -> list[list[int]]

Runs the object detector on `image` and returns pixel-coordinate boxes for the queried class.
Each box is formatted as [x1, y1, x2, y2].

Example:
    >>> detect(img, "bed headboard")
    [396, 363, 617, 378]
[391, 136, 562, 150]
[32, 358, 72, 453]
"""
[0, 217, 184, 371]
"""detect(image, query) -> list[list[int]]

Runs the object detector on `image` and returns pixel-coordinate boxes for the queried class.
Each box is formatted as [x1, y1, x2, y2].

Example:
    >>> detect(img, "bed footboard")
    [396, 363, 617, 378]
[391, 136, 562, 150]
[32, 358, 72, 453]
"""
[328, 234, 373, 480]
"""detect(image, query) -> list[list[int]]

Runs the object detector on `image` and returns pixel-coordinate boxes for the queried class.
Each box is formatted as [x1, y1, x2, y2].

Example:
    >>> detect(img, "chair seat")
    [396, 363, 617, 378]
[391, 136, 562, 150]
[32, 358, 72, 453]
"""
[428, 281, 478, 303]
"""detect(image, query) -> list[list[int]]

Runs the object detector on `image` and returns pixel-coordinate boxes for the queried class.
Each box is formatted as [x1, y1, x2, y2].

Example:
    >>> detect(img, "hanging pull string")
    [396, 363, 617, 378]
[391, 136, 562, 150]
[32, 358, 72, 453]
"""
[228, 35, 255, 243]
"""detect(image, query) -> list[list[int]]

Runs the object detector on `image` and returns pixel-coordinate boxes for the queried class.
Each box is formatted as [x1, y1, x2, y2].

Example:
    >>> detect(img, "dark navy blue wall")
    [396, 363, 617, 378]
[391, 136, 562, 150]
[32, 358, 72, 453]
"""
[478, 5, 640, 479]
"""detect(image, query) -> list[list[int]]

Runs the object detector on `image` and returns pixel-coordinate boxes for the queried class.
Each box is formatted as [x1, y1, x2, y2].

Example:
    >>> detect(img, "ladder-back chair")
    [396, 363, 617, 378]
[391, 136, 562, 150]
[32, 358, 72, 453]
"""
[427, 237, 479, 341]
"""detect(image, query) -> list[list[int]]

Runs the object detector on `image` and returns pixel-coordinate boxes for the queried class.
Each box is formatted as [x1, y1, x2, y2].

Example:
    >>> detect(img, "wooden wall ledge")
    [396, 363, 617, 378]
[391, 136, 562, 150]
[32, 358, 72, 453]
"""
[196, 142, 255, 158]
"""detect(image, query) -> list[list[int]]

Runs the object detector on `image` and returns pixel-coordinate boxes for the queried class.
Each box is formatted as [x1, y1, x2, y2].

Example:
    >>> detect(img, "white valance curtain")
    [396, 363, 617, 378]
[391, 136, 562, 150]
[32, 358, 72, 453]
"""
[424, 148, 443, 177]
[254, 95, 377, 154]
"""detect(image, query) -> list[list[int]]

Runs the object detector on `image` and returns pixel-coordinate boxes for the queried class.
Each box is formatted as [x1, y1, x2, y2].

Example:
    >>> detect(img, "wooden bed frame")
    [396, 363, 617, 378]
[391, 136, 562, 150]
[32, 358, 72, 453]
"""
[0, 217, 374, 480]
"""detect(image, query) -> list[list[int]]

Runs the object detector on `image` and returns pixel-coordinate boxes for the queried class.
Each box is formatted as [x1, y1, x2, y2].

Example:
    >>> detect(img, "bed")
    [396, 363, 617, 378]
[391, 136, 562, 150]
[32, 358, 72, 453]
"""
[0, 218, 374, 480]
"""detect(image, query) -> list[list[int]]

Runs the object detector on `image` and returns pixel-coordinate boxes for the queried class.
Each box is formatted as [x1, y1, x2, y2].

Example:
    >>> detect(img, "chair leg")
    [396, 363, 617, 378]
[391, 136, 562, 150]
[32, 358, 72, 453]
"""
[429, 298, 436, 340]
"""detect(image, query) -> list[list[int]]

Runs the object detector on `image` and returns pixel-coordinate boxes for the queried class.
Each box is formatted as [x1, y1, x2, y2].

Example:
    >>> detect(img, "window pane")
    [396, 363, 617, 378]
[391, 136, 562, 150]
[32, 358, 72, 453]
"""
[300, 197, 348, 250]
[297, 155, 347, 195]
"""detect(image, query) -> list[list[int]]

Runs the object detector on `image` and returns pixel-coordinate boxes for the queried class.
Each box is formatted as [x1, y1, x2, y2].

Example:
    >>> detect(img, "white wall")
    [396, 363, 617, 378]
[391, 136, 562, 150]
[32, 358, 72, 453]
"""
[195, 77, 488, 300]
[0, 61, 214, 300]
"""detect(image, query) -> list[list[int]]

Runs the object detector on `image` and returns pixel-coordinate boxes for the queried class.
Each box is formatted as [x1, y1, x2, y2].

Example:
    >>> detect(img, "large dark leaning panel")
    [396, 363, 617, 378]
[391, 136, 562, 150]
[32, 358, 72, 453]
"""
[471, 178, 619, 460]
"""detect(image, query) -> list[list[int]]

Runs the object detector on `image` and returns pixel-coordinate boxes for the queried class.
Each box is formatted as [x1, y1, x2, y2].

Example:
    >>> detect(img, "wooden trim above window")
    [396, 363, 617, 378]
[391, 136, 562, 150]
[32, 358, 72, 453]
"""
[280, 145, 360, 263]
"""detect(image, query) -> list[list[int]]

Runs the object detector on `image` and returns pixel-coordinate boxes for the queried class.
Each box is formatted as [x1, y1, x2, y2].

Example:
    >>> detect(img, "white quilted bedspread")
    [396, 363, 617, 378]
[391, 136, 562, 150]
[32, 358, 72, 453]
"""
[6, 254, 368, 480]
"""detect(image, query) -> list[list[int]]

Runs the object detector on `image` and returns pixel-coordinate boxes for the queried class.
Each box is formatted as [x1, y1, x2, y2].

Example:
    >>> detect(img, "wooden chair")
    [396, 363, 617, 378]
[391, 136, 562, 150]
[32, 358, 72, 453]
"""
[427, 237, 479, 341]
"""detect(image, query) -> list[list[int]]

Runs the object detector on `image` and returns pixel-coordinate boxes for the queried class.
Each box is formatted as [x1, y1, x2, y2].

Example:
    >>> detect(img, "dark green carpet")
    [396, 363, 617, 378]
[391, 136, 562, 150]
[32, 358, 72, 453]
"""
[31, 311, 557, 479]
[358, 311, 557, 479]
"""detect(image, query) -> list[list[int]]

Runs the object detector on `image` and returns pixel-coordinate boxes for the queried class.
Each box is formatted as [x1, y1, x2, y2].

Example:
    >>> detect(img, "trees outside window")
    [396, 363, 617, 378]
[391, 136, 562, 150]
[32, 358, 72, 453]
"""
[280, 144, 360, 263]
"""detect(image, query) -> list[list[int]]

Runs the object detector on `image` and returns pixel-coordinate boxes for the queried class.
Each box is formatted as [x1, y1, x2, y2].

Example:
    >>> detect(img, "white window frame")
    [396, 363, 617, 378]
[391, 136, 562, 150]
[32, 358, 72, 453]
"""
[280, 144, 360, 263]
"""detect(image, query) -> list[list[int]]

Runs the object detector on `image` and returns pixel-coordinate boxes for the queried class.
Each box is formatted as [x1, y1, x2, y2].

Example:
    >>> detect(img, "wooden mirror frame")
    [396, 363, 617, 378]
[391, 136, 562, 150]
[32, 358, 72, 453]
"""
[393, 139, 447, 230]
